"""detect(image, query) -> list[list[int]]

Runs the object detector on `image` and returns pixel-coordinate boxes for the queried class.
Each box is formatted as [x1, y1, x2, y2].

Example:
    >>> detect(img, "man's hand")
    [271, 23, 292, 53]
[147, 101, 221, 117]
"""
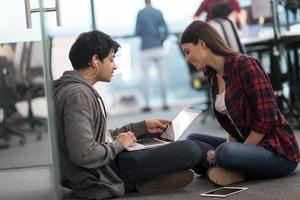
[116, 131, 137, 148]
[207, 150, 216, 165]
[145, 119, 171, 134]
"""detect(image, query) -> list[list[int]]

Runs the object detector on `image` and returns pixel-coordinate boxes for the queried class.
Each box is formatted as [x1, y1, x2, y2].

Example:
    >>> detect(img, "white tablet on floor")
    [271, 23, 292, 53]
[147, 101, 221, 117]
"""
[200, 187, 248, 198]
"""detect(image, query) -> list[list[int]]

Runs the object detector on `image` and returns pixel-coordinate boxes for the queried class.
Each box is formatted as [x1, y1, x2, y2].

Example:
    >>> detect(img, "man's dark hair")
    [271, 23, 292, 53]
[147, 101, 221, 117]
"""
[69, 30, 120, 70]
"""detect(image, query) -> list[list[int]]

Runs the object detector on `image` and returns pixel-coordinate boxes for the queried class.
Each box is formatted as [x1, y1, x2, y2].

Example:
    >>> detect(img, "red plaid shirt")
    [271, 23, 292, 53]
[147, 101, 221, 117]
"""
[207, 54, 300, 162]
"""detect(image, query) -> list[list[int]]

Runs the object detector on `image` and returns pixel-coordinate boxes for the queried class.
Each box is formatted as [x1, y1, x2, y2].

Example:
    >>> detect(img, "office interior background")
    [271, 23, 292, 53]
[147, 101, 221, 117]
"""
[0, 0, 300, 199]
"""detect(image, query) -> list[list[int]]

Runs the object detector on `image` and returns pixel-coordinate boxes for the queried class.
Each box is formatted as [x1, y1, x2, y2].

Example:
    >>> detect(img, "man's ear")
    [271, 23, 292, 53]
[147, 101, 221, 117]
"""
[91, 55, 99, 66]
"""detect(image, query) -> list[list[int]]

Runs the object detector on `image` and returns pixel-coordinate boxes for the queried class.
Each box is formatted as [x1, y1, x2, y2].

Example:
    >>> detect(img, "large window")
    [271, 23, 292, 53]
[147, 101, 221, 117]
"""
[94, 0, 200, 36]
[0, 0, 92, 42]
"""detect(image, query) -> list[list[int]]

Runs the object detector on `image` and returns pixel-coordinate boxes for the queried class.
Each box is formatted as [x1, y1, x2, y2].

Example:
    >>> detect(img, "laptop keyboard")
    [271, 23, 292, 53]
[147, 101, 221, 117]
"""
[138, 138, 165, 146]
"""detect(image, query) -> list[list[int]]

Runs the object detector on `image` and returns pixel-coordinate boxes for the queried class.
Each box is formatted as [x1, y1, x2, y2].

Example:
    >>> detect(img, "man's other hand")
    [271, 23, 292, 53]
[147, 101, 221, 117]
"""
[116, 131, 137, 148]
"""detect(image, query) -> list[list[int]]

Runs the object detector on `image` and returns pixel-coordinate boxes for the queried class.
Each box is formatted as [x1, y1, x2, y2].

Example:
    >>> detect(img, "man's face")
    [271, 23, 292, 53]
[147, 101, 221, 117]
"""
[97, 50, 118, 82]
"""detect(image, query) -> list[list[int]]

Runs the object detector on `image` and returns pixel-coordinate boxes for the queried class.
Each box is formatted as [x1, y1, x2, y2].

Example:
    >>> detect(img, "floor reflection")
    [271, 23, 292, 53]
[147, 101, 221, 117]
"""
[0, 98, 51, 169]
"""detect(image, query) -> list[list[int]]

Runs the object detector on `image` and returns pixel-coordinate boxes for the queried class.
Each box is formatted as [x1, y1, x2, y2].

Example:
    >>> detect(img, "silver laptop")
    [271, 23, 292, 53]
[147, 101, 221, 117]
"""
[126, 108, 202, 151]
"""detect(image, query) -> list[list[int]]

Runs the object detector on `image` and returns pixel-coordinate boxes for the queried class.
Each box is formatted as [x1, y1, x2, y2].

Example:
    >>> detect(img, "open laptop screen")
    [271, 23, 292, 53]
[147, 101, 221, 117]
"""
[161, 109, 201, 141]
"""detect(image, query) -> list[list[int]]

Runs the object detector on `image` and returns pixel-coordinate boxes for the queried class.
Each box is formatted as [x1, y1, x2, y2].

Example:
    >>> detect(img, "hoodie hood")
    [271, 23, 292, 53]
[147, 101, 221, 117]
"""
[54, 70, 100, 98]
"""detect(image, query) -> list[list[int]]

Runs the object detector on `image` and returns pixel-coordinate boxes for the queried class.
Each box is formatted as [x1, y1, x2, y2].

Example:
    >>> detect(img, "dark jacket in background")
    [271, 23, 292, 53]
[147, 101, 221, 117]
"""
[135, 4, 169, 50]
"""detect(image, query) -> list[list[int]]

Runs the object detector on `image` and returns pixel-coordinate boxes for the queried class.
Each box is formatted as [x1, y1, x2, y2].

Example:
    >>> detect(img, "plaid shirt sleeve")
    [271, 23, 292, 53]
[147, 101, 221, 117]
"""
[238, 57, 277, 135]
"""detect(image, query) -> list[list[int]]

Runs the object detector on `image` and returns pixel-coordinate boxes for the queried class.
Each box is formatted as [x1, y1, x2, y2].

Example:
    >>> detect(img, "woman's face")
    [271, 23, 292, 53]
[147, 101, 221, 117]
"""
[181, 41, 208, 72]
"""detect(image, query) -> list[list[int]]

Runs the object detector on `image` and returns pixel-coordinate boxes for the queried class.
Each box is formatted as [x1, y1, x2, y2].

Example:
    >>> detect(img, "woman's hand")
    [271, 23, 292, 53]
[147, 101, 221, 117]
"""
[116, 131, 137, 148]
[145, 119, 171, 134]
[207, 150, 216, 165]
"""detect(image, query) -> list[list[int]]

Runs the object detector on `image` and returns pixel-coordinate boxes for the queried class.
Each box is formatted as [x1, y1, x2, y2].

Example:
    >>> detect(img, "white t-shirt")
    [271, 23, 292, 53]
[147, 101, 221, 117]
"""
[97, 97, 113, 143]
[215, 91, 228, 115]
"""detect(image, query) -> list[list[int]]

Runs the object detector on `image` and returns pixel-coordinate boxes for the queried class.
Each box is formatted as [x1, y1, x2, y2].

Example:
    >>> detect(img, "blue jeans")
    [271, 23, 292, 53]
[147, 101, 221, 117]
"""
[187, 134, 298, 179]
[109, 140, 202, 192]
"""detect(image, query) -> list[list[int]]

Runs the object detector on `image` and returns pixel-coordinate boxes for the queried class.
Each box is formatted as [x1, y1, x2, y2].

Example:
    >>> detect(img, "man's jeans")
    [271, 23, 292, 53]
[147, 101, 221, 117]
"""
[109, 140, 201, 192]
[187, 134, 298, 178]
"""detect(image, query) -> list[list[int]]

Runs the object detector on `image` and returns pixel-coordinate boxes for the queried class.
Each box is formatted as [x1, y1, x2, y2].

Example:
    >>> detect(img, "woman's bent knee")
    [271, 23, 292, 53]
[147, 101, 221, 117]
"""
[215, 143, 239, 167]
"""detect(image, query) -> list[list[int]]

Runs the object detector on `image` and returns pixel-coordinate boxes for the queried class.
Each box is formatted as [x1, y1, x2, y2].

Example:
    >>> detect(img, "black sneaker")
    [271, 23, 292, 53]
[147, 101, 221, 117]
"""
[136, 169, 195, 193]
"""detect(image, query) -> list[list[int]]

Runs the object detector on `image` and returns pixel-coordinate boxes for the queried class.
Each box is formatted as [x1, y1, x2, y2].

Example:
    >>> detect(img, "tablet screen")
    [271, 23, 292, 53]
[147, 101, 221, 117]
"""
[200, 187, 248, 197]
[161, 109, 201, 141]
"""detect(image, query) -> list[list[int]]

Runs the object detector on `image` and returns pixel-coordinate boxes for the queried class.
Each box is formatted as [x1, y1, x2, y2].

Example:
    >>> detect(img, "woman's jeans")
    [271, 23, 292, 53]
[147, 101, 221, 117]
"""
[187, 134, 298, 179]
[109, 140, 202, 192]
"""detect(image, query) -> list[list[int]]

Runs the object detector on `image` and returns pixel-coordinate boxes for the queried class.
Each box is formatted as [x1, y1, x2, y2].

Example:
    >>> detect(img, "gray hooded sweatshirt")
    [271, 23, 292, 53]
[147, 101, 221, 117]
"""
[53, 71, 147, 199]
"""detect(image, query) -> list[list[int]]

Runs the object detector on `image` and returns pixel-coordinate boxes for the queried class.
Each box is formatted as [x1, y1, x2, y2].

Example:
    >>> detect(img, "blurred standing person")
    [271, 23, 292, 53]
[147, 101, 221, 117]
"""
[193, 0, 245, 28]
[135, 0, 169, 112]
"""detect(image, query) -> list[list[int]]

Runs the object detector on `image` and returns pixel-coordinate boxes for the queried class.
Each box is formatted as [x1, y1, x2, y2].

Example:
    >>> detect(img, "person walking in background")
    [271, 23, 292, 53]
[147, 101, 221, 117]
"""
[193, 0, 246, 29]
[135, 0, 169, 112]
[180, 21, 300, 186]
